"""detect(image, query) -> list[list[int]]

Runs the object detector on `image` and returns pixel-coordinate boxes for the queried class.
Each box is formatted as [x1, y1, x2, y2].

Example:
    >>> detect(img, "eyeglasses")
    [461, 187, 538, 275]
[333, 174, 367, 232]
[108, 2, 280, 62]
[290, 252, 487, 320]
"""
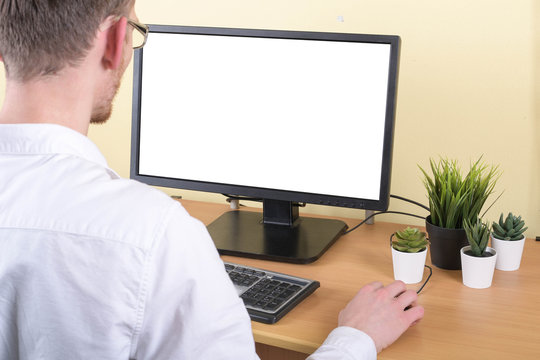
[127, 19, 148, 49]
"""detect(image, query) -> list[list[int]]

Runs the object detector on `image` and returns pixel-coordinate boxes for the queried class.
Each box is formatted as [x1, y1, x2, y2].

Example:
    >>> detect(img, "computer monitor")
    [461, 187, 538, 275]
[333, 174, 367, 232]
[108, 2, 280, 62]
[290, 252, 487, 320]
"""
[130, 25, 400, 264]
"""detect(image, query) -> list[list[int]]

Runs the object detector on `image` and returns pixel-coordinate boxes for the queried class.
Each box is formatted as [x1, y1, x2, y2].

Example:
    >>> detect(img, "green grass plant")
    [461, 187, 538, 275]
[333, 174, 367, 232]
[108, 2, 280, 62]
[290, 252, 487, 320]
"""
[419, 157, 500, 229]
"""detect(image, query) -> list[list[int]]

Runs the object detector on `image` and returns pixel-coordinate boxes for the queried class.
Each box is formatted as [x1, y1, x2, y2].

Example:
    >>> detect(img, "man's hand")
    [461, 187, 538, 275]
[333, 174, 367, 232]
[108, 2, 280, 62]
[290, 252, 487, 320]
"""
[338, 280, 424, 353]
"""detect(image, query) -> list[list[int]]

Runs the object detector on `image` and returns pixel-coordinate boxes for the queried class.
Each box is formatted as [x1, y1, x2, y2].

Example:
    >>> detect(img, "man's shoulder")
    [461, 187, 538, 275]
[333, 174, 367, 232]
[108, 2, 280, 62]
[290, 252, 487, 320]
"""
[79, 177, 195, 250]
[1, 134, 201, 252]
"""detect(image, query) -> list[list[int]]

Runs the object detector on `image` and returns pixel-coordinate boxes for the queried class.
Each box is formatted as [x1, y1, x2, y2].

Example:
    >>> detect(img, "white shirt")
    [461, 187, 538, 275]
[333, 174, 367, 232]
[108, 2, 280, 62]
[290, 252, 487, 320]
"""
[0, 123, 376, 360]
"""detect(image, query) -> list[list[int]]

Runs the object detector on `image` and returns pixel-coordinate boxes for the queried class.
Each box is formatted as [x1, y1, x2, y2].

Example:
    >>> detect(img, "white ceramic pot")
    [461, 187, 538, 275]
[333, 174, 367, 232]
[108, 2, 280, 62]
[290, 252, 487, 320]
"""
[460, 246, 497, 289]
[391, 247, 427, 284]
[490, 235, 525, 271]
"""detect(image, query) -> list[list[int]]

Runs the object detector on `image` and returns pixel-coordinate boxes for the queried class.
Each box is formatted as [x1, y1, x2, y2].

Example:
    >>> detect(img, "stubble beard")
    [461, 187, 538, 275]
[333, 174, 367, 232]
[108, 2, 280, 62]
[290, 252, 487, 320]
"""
[90, 65, 123, 125]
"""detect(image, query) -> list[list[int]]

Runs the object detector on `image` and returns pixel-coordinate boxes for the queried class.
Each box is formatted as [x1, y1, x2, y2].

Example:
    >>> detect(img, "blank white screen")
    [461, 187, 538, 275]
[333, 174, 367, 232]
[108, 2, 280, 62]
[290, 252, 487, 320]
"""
[138, 32, 391, 200]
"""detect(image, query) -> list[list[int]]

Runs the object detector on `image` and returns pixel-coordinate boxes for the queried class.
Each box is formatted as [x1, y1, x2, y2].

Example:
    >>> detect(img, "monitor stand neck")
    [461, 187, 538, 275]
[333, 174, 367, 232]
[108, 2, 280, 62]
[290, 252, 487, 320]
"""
[262, 199, 299, 227]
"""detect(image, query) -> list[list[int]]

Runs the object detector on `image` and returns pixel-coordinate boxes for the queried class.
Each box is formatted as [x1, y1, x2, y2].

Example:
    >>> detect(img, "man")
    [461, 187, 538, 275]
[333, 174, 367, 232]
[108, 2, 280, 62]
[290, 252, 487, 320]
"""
[0, 0, 424, 359]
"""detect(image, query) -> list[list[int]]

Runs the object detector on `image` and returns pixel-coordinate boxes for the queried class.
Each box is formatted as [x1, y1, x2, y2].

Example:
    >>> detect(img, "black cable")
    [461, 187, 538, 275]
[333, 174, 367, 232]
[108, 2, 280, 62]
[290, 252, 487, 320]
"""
[416, 265, 432, 295]
[390, 194, 430, 212]
[344, 210, 426, 235]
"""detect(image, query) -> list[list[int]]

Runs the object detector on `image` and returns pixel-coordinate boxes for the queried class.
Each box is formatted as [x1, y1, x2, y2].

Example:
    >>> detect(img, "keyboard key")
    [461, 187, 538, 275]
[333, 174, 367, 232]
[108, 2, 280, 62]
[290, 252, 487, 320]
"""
[277, 289, 295, 299]
[225, 264, 235, 272]
[264, 300, 282, 310]
[288, 285, 301, 292]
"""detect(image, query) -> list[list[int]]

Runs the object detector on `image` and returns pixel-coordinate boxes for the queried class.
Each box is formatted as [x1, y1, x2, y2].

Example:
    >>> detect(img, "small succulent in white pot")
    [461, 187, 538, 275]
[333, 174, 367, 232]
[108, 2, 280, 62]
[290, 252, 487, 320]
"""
[461, 219, 497, 289]
[391, 227, 428, 284]
[491, 213, 527, 271]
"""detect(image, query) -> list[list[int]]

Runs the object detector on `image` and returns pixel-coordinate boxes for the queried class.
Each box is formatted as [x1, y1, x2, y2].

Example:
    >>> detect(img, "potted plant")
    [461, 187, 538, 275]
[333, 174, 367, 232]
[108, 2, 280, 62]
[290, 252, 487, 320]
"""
[461, 218, 497, 289]
[391, 227, 429, 284]
[420, 157, 499, 270]
[491, 213, 528, 271]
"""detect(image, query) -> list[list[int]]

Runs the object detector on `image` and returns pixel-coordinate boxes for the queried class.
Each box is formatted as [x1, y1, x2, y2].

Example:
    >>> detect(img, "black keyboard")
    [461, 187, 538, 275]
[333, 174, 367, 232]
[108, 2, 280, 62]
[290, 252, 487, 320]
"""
[224, 262, 320, 324]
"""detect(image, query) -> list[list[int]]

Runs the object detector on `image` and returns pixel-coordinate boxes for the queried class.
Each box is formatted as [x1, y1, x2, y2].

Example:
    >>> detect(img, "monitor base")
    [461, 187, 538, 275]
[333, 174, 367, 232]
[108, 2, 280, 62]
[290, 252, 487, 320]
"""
[207, 210, 348, 264]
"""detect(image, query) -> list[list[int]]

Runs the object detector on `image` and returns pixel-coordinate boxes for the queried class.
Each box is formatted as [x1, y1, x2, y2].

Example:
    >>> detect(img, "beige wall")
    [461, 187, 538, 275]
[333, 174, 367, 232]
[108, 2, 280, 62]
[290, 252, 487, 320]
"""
[1, 0, 538, 237]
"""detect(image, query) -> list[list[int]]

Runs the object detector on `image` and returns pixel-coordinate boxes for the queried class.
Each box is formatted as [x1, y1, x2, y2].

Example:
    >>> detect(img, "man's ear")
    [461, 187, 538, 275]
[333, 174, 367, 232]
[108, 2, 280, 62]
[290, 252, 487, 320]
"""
[102, 17, 128, 70]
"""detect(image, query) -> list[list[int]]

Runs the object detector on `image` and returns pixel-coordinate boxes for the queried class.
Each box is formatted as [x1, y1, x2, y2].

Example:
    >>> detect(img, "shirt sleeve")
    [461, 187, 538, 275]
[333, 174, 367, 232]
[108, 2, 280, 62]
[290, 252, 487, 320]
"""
[131, 202, 260, 360]
[307, 327, 377, 360]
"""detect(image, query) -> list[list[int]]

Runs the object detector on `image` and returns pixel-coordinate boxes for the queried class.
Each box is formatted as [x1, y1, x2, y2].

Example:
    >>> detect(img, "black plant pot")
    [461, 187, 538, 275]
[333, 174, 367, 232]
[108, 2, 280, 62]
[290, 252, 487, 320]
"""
[425, 216, 469, 270]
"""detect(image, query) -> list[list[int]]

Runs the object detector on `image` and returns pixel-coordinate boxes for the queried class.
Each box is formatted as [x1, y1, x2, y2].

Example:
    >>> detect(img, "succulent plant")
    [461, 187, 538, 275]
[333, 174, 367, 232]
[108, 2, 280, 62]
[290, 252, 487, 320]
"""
[492, 213, 527, 241]
[464, 218, 490, 257]
[392, 227, 428, 253]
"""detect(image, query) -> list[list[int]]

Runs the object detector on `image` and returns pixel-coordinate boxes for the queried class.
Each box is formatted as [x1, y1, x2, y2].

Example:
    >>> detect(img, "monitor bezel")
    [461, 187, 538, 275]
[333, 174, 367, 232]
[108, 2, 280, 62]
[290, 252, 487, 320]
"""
[130, 25, 400, 211]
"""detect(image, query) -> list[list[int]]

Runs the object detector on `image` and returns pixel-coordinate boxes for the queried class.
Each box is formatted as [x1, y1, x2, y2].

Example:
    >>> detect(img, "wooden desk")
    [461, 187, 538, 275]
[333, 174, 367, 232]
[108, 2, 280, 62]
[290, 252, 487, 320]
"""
[182, 200, 540, 359]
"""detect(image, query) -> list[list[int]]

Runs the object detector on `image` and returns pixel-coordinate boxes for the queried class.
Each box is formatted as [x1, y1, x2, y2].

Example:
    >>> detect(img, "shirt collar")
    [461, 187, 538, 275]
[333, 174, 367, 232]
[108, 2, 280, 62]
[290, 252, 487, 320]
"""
[0, 123, 109, 167]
